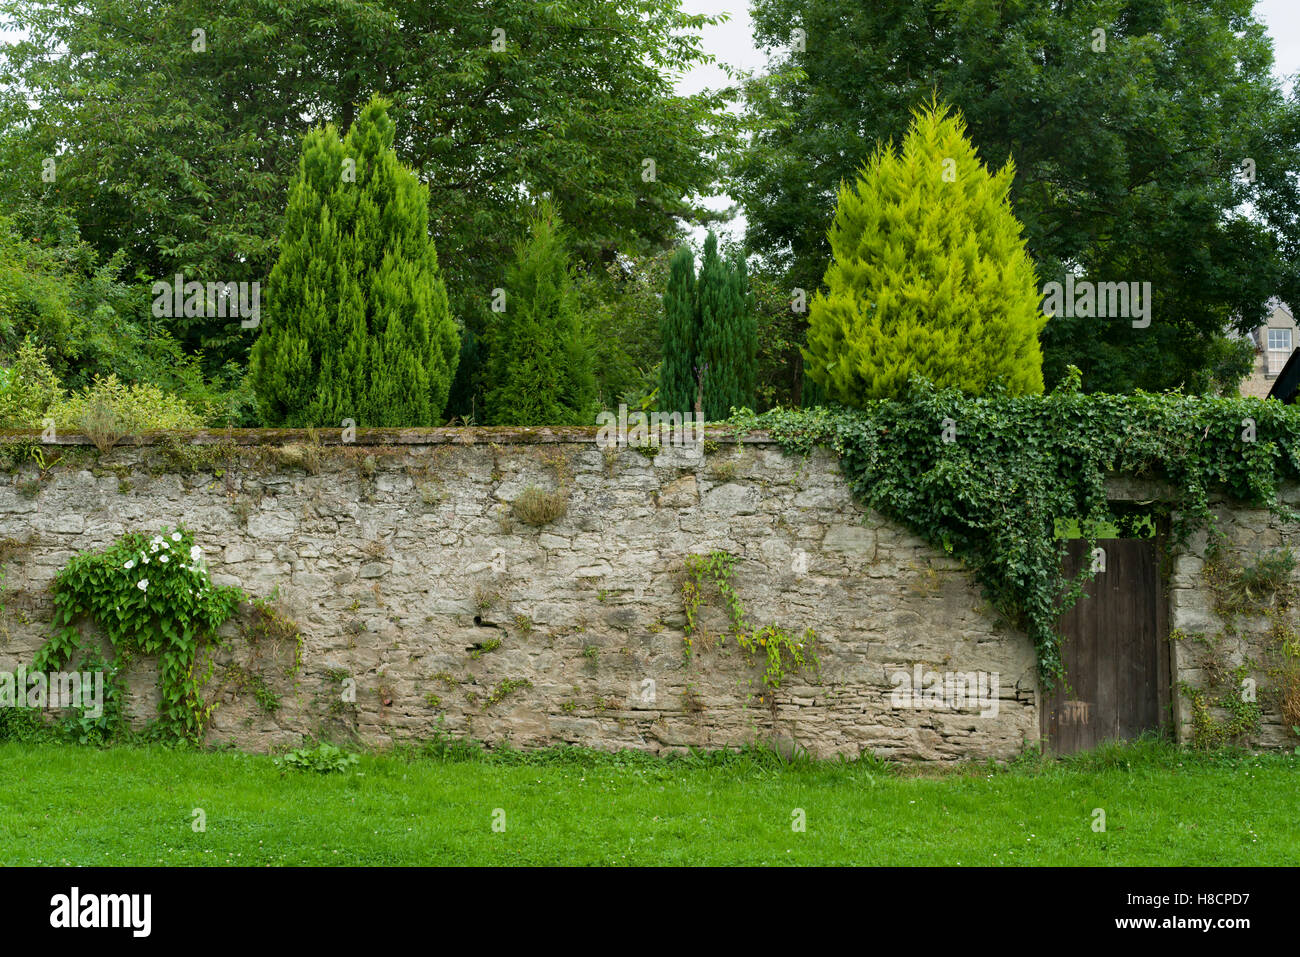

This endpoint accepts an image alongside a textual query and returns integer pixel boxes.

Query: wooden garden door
[1041,537,1170,754]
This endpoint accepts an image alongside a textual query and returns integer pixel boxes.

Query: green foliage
[0,337,204,434]
[697,233,756,420]
[469,637,502,660]
[682,550,817,689]
[804,102,1045,404]
[1180,664,1263,750]
[0,338,62,427]
[484,678,533,709]
[730,382,1300,680]
[658,233,756,420]
[250,96,459,428]
[33,527,245,742]
[0,211,252,427]
[734,0,1300,396]
[273,741,360,774]
[56,645,124,745]
[659,245,698,417]
[574,250,671,411]
[48,375,204,434]
[1,1,736,374]
[486,201,595,425]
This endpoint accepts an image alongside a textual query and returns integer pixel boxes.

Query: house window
[1267,328,1293,376]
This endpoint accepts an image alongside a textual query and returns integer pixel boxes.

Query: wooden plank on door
[1043,537,1165,754]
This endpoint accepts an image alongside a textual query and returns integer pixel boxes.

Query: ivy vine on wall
[682,550,817,689]
[730,372,1300,681]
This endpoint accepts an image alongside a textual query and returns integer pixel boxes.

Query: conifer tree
[696,232,757,420]
[730,252,758,410]
[658,246,697,417]
[803,101,1046,403]
[251,96,459,426]
[485,200,595,425]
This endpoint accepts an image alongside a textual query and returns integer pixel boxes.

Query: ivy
[730,374,1300,681]
[33,526,245,743]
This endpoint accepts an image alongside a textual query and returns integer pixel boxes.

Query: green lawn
[1,739,1295,865]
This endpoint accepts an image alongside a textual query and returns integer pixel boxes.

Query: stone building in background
[1239,299,1298,399]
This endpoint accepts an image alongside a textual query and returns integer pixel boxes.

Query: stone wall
[0,429,1041,761]
[1166,492,1300,749]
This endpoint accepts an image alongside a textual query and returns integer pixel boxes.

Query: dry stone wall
[0,428,1043,760]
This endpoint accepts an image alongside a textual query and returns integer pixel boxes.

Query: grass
[0,737,1296,866]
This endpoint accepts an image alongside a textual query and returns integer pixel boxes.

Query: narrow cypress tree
[803,100,1045,403]
[486,200,595,425]
[697,232,755,420]
[251,96,459,426]
[658,245,697,417]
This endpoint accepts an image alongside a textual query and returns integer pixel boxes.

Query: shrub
[803,100,1046,403]
[49,374,204,435]
[0,338,63,428]
[274,742,360,774]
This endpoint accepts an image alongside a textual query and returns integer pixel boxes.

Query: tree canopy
[0,0,739,372]
[732,0,1300,394]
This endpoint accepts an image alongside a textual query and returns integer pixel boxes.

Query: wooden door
[1041,537,1170,753]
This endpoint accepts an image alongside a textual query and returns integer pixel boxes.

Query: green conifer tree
[803,101,1046,403]
[658,245,697,417]
[729,252,758,410]
[485,200,595,425]
[697,232,756,420]
[251,96,459,426]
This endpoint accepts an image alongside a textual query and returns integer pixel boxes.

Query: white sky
[680,0,1300,245]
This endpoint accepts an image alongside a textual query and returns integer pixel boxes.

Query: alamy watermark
[1041,276,1152,328]
[151,274,260,328]
[1,666,104,719]
[890,664,1000,718]
[595,405,704,451]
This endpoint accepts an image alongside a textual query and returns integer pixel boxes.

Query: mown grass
[0,736,1295,865]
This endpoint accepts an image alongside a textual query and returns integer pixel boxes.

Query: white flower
[150,543,159,553]
[159,555,169,564]
[190,546,202,562]
[171,532,182,542]
[141,555,149,564]
[123,559,135,570]
[137,579,148,591]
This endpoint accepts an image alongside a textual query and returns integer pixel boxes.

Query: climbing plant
[730,373,1300,681]
[682,550,816,689]
[33,526,245,742]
